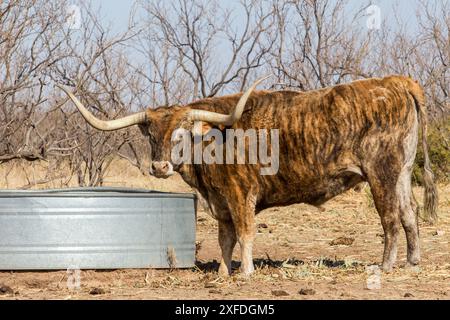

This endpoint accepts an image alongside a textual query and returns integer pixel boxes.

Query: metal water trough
[0,187,196,270]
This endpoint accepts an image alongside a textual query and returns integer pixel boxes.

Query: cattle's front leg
[230,190,258,276]
[218,220,237,277]
[235,220,256,276]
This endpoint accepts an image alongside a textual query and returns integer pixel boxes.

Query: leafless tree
[0,0,68,164]
[365,0,449,119]
[0,0,448,188]
[0,0,146,187]
[268,0,374,90]
[49,2,145,186]
[414,0,449,119]
[134,0,276,105]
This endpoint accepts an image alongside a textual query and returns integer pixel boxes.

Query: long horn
[188,75,271,126]
[56,84,147,131]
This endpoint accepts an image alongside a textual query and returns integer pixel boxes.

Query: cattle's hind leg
[367,171,402,272]
[218,220,237,277]
[399,114,421,267]
[398,170,420,267]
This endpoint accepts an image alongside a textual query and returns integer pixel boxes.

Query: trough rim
[0,187,196,199]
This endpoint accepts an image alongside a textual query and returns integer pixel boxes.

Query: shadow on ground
[194,256,362,273]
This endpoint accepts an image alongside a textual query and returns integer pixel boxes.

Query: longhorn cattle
[58,75,438,276]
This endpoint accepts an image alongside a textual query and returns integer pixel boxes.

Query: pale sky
[89,0,422,34]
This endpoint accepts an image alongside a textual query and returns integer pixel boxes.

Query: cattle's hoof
[381,264,394,273]
[404,263,421,273]
[239,266,255,278]
[218,264,232,278]
[236,272,253,280]
[218,268,231,278]
[406,255,420,267]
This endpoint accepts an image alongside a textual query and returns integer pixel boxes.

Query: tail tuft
[406,77,439,224]
[422,165,438,223]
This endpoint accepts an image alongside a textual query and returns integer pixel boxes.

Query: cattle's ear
[192,121,214,136]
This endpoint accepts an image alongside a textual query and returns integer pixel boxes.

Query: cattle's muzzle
[149,161,174,178]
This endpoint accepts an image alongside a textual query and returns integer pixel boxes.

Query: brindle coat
[66,75,437,275]
[140,75,438,275]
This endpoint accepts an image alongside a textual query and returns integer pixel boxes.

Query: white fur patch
[396,109,418,208]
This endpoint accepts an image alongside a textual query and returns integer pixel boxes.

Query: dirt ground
[0,160,449,300]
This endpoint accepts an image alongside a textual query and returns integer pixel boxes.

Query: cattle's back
[185,76,420,209]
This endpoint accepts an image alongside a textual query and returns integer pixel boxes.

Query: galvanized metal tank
[0,187,196,270]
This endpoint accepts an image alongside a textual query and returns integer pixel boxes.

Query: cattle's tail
[406,78,438,223]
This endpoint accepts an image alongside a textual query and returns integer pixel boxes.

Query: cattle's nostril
[151,163,157,171]
[162,163,168,170]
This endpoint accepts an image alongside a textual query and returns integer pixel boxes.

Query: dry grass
[0,159,189,192]
[0,160,449,300]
